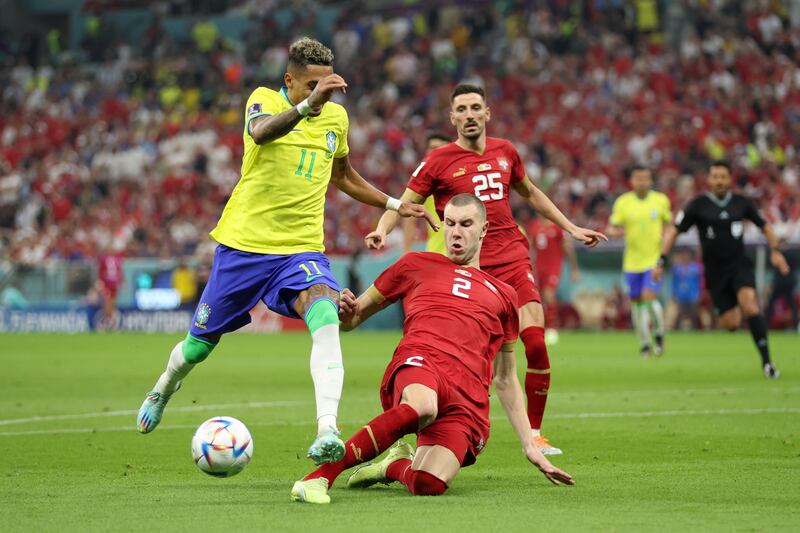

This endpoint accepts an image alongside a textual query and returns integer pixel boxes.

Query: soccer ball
[191,416,253,477]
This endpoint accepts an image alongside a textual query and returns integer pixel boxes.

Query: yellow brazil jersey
[609,190,671,273]
[423,196,445,254]
[209,86,349,254]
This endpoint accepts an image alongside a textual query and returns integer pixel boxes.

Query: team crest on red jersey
[497,158,509,171]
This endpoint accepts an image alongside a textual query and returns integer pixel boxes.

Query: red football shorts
[101,282,119,301]
[483,260,541,307]
[380,348,490,467]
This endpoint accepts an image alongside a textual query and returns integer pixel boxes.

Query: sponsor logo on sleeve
[247,103,262,116]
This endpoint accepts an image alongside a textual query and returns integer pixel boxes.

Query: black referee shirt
[675,192,765,266]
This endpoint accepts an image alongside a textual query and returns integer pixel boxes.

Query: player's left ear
[480,220,488,240]
[484,106,491,122]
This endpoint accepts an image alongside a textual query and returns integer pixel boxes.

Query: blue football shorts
[189,245,340,338]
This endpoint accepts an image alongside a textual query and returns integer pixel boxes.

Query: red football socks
[521,326,550,430]
[304,403,419,488]
[386,458,448,496]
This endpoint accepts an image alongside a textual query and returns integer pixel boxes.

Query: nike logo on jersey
[305,274,325,282]
[454,269,472,277]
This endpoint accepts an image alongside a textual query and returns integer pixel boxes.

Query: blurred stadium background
[0,0,798,333]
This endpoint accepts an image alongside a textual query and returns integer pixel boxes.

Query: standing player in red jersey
[291,194,574,504]
[97,248,124,329]
[366,84,606,455]
[527,216,581,342]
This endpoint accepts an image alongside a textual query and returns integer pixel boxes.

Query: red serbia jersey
[407,138,530,268]
[373,252,519,389]
[527,219,564,275]
[98,253,124,289]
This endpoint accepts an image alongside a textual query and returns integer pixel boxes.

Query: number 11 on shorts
[299,261,323,280]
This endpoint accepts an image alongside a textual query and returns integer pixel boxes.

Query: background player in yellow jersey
[607,165,672,357]
[403,132,450,254]
[136,38,435,465]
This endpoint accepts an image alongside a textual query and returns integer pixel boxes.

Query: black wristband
[657,255,668,268]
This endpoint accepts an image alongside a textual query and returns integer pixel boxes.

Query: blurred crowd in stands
[1,0,800,267]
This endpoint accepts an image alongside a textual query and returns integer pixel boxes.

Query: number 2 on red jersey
[452,277,471,299]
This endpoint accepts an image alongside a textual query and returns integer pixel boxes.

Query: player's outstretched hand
[338,288,357,321]
[771,249,790,275]
[653,265,664,282]
[524,443,575,486]
[570,226,608,248]
[364,229,387,250]
[398,202,440,231]
[306,74,348,113]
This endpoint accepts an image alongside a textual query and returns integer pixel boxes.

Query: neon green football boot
[346,441,415,489]
[291,477,331,504]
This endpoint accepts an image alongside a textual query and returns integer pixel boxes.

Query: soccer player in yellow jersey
[608,165,672,357]
[403,132,449,254]
[136,38,435,465]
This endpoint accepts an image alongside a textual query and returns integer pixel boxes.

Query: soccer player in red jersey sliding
[291,194,574,504]
[527,216,581,342]
[366,84,606,455]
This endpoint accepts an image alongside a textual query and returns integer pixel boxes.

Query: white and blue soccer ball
[191,416,253,478]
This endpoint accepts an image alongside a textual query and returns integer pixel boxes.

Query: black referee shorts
[703,256,756,315]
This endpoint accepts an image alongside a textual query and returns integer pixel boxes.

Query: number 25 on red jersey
[472,172,503,202]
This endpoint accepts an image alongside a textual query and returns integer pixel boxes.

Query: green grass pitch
[1,331,798,532]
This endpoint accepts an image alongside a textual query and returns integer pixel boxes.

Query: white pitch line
[549,386,800,398]
[0,406,798,437]
[0,400,310,426]
[545,406,800,419]
[2,386,798,427]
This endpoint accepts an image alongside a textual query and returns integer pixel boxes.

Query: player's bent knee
[304,297,339,334]
[183,334,217,364]
[409,470,448,496]
[407,400,437,429]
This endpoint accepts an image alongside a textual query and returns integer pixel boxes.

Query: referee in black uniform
[655,161,789,378]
